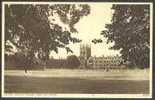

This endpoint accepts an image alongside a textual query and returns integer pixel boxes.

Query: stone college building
[79,44,125,69]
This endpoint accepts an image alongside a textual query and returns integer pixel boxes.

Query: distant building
[87,55,125,69]
[79,44,91,68]
[79,44,125,69]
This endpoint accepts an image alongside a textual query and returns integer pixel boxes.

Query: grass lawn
[5,75,149,94]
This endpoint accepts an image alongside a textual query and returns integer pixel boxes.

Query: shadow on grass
[5,76,149,94]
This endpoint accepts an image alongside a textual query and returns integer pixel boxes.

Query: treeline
[5,54,81,70]
[46,56,80,69]
[5,53,43,70]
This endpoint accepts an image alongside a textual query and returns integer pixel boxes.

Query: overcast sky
[50,3,121,59]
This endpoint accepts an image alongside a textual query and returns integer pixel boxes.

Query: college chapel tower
[79,44,91,68]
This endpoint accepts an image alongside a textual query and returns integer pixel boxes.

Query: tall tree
[95,5,150,68]
[5,4,90,64]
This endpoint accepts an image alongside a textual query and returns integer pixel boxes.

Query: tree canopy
[95,5,150,68]
[67,55,80,68]
[5,4,90,62]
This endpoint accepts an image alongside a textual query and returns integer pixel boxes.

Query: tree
[92,39,102,44]
[67,55,80,68]
[5,4,90,64]
[94,5,150,68]
[14,52,29,72]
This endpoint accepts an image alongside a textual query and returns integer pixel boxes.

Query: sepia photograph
[1,1,153,98]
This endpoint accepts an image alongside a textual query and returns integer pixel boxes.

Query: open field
[5,76,149,94]
[4,68,150,94]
